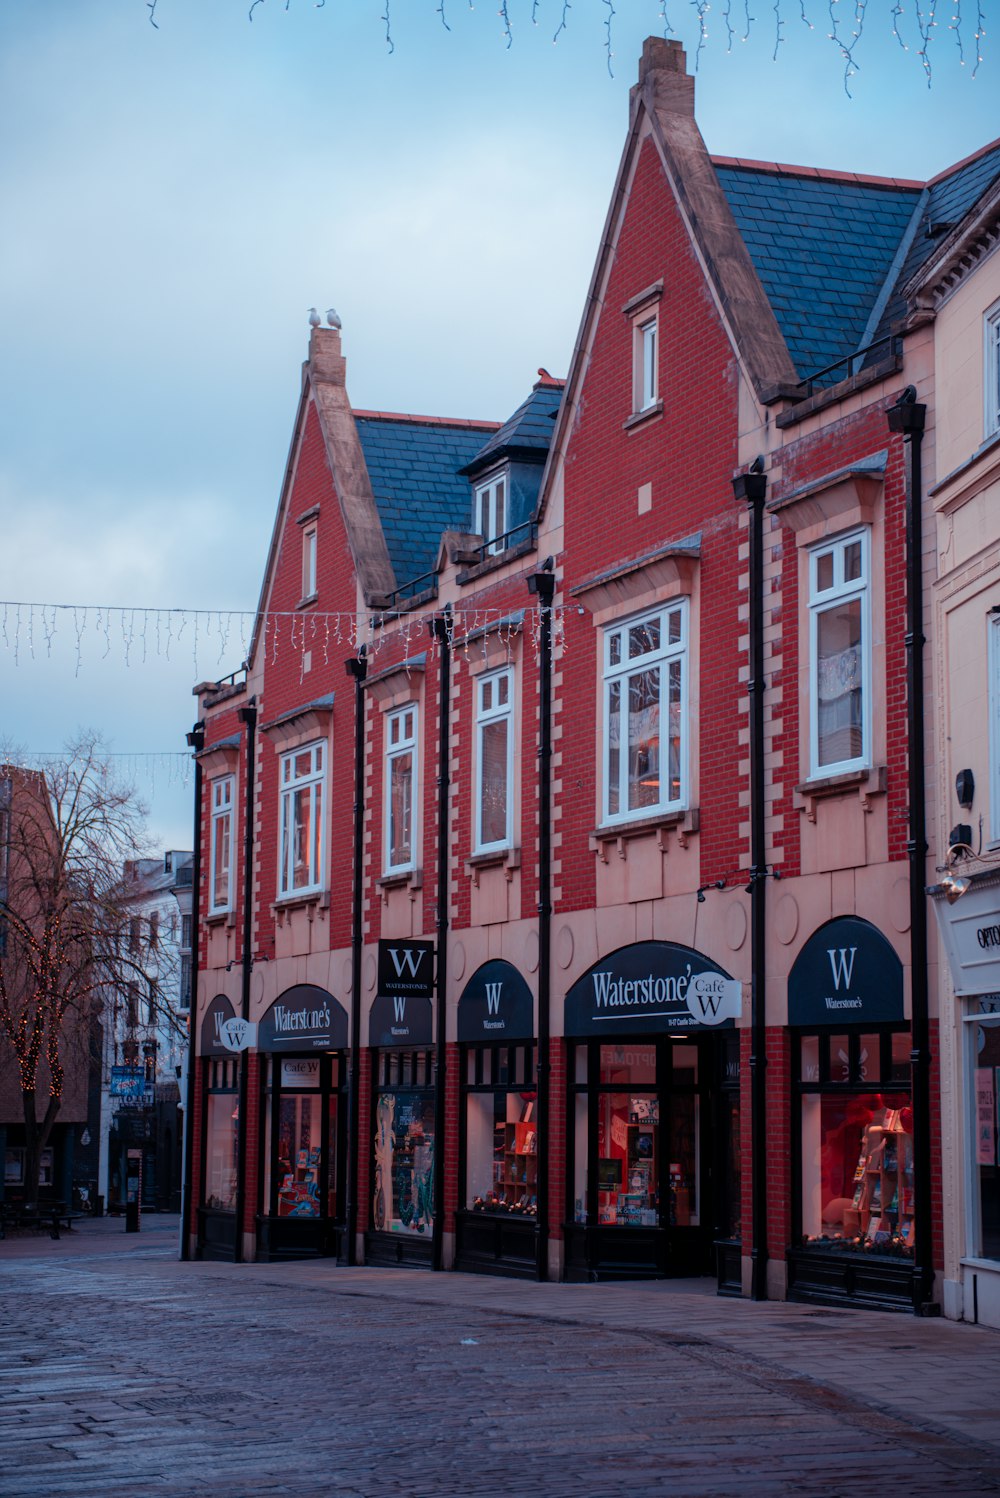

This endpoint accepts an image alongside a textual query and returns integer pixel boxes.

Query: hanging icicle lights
[141,2,986,81]
[0,599,567,677]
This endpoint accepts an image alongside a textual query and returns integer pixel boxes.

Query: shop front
[365,939,437,1268]
[562,941,741,1283]
[455,960,538,1279]
[932,870,1000,1327]
[198,994,240,1261]
[785,917,917,1311]
[255,985,349,1262]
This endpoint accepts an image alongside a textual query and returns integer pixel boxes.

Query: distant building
[101,850,192,1212]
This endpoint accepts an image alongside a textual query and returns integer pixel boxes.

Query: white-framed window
[602,602,687,824]
[302,522,318,600]
[808,528,870,777]
[475,473,507,556]
[385,705,417,873]
[989,613,1000,843]
[279,742,326,896]
[986,299,1000,440]
[209,776,235,913]
[636,316,658,412]
[475,667,514,852]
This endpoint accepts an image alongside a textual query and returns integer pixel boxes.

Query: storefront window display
[464,1044,537,1217]
[569,1042,701,1229]
[967,1011,1000,1261]
[796,1029,913,1258]
[263,1055,341,1220]
[204,1057,239,1211]
[372,1050,435,1235]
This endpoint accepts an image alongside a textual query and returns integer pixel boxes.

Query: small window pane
[844,540,863,582]
[609,633,622,667]
[600,1044,656,1086]
[667,609,682,645]
[816,551,834,591]
[801,1035,820,1084]
[829,1036,851,1083]
[629,618,660,659]
[890,1031,911,1084]
[859,1034,880,1086]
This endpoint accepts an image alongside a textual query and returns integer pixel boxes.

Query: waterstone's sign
[370,939,435,1046]
[564,942,740,1036]
[788,917,903,1026]
[458,960,534,1042]
[258,986,348,1052]
[200,994,237,1057]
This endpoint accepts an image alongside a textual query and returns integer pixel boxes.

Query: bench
[0,1203,85,1240]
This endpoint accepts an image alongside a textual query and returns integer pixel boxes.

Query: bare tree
[0,734,152,1206]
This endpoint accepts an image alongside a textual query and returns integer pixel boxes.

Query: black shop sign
[788,917,903,1027]
[564,942,740,1036]
[370,939,435,1047]
[258,986,349,1052]
[457,960,534,1042]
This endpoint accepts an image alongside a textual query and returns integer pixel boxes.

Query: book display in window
[817,1103,914,1255]
[473,1097,537,1216]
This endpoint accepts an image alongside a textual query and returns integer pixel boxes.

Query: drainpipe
[233,698,257,1265]
[429,607,452,1273]
[887,385,933,1313]
[344,649,367,1266]
[180,720,205,1261]
[528,560,555,1281]
[733,464,769,1301]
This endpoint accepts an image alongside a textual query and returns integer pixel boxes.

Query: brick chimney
[630,36,694,118]
[308,325,346,387]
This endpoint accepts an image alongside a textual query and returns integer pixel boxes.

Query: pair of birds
[309,307,341,329]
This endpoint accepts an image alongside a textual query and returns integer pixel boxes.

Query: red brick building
[185,39,1000,1310]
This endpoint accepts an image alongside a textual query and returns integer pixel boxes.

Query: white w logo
[392,995,407,1023]
[388,947,425,979]
[485,982,502,1015]
[827,947,857,990]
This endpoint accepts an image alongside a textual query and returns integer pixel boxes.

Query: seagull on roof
[308,307,321,328]
[326,308,341,330]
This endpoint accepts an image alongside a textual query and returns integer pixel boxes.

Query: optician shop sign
[931,875,1000,997]
[788,917,903,1026]
[458,960,534,1042]
[370,939,435,1046]
[564,942,741,1036]
[258,986,349,1052]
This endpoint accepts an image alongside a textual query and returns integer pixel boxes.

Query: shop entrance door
[567,1033,733,1280]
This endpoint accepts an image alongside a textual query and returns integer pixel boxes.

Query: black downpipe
[528,562,555,1281]
[734,467,768,1301]
[430,607,452,1273]
[344,649,368,1266]
[887,387,933,1312]
[233,699,257,1265]
[180,721,205,1261]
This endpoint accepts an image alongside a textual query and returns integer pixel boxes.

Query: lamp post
[179,720,204,1262]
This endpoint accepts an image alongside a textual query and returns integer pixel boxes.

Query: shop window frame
[460,1043,537,1216]
[260,1052,344,1224]
[201,1055,240,1214]
[962,1004,1000,1265]
[370,1048,437,1235]
[792,1024,913,1259]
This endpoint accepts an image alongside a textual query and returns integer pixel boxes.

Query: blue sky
[1,1,997,849]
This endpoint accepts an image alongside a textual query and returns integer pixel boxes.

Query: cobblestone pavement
[3,1217,1000,1497]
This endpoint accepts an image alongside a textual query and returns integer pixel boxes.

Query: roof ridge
[353,409,500,431]
[925,134,1000,188]
[711,153,923,191]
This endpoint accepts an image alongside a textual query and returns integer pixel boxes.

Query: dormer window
[475,472,507,556]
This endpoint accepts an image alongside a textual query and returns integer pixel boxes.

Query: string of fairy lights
[142,1,987,89]
[1,596,569,778]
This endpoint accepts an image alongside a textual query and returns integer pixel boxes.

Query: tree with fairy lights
[0,735,155,1207]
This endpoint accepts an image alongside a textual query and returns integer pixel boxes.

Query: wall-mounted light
[956,768,975,810]
[696,879,726,904]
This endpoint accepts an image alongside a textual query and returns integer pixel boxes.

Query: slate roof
[460,377,564,476]
[714,138,1000,385]
[715,166,921,380]
[354,415,498,589]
